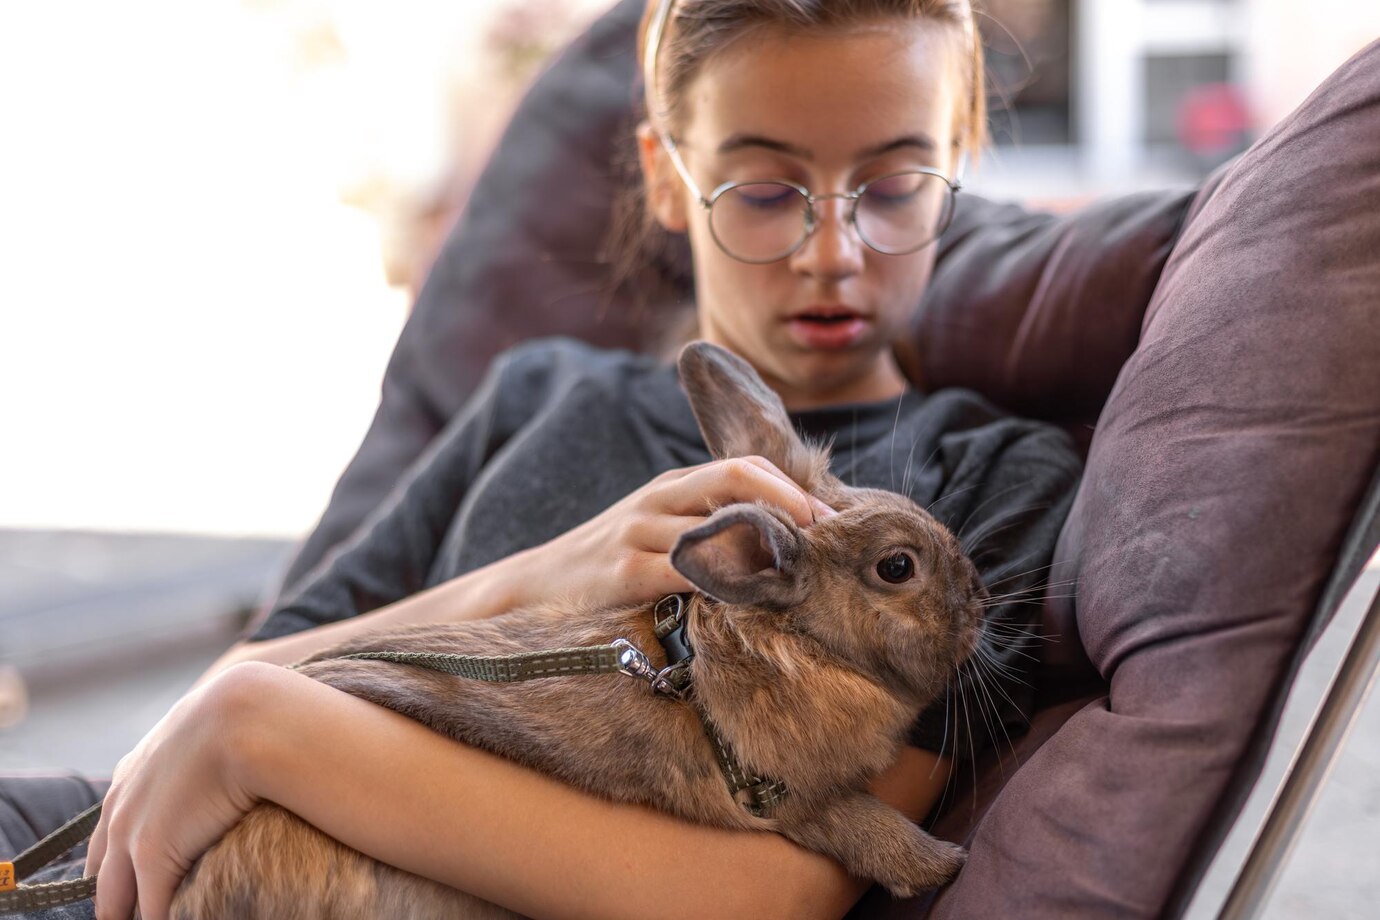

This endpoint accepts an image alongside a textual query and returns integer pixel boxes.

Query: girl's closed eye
[735,182,801,210]
[863,171,926,206]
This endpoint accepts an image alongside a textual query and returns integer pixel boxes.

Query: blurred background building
[0,1,1376,915]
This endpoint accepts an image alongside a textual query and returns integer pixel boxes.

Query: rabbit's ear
[670,504,806,609]
[677,341,833,492]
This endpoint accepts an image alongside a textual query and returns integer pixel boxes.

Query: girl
[77,2,1081,918]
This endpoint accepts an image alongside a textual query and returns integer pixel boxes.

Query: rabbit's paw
[782,792,968,899]
[876,837,967,898]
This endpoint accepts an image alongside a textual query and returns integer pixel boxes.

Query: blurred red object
[1177,82,1252,157]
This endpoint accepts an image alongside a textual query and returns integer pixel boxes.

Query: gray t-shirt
[249,337,1083,760]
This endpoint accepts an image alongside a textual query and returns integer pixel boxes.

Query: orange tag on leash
[0,861,15,891]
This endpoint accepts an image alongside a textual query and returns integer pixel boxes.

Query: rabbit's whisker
[978,635,1033,659]
[903,442,943,498]
[925,480,982,510]
[980,582,1079,603]
[953,481,1036,540]
[971,651,1026,722]
[888,391,905,492]
[960,503,1057,554]
[930,683,952,781]
[961,677,979,815]
[959,660,1013,778]
[972,639,1035,680]
[971,645,1037,695]
[983,561,1073,591]
[979,622,1050,639]
[978,591,1077,608]
[931,688,959,824]
[980,645,1038,671]
[960,501,1056,548]
[976,551,1050,590]
[962,660,1019,773]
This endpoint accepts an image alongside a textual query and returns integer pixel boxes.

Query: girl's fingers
[661,458,826,527]
[93,846,136,920]
[134,864,174,920]
[734,456,837,520]
[632,514,708,553]
[83,812,109,877]
[629,550,697,597]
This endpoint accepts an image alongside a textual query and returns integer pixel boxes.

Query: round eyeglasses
[689,168,961,264]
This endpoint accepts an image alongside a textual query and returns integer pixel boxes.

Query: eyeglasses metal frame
[693,167,963,264]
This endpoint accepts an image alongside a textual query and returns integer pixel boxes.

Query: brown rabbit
[168,341,988,919]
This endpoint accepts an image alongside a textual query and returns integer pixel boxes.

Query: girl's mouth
[786,310,870,350]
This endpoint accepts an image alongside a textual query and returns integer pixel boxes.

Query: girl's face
[639,19,961,410]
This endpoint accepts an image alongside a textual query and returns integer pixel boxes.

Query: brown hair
[603,0,988,333]
[639,0,986,154]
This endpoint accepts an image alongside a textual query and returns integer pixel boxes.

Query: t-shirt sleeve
[241,342,552,642]
[906,421,1083,763]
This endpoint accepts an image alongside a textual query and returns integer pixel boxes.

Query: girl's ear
[636,120,690,233]
[670,503,806,608]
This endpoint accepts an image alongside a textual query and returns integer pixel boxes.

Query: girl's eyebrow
[715,133,937,160]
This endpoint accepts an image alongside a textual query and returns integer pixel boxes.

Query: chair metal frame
[1212,465,1380,919]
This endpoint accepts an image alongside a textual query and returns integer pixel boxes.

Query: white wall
[0,1,411,537]
[1242,0,1380,130]
[0,0,609,538]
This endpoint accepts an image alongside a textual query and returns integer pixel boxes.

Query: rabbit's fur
[170,342,987,919]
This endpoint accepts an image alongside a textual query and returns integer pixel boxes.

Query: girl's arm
[194,545,533,685]
[200,456,835,687]
[237,661,950,920]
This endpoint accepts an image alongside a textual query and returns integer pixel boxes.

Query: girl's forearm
[229,663,899,920]
[194,546,539,687]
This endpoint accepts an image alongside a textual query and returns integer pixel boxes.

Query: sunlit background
[1,2,1377,916]
[1,0,610,537]
[3,0,1378,537]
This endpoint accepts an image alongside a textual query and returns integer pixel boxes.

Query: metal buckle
[612,638,685,699]
[654,593,685,626]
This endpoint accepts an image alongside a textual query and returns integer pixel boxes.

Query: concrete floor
[0,529,1376,917]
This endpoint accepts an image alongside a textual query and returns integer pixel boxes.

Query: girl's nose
[789,198,865,281]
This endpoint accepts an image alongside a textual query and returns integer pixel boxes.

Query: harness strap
[650,594,788,818]
[318,594,788,817]
[315,643,629,682]
[0,801,101,914]
[696,710,790,817]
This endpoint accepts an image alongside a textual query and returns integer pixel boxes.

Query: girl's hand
[512,455,836,611]
[83,663,265,920]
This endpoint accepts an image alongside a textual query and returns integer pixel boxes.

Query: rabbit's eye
[876,553,914,584]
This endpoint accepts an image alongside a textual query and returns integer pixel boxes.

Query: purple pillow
[902,188,1194,455]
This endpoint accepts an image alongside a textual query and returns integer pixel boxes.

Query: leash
[0,595,787,914]
[310,594,789,816]
[0,800,101,913]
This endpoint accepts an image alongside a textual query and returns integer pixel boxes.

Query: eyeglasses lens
[708,182,810,263]
[855,172,954,255]
[707,172,954,263]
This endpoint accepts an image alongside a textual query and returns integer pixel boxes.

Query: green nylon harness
[0,594,787,915]
[316,593,789,817]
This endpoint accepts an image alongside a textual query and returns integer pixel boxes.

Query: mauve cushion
[852,37,1380,920]
[899,188,1194,455]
